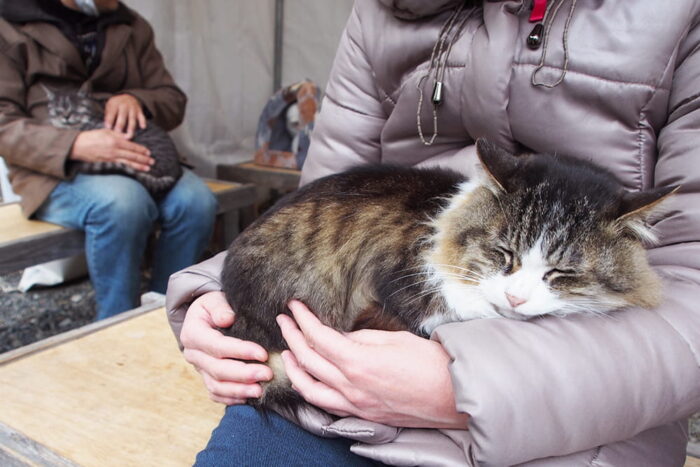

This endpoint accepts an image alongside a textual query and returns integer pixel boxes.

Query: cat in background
[221,139,675,418]
[44,86,183,198]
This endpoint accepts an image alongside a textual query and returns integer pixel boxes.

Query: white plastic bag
[18,254,88,292]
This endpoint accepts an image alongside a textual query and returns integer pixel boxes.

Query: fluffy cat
[221,139,674,417]
[44,87,183,198]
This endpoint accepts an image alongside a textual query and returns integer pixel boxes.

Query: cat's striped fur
[44,87,182,198]
[221,139,674,418]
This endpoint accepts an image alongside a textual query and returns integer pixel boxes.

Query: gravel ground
[0,270,96,353]
[0,270,698,445]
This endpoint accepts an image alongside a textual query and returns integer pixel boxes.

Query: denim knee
[88,182,158,238]
[160,170,217,229]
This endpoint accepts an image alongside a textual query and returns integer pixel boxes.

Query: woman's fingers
[281,350,354,417]
[184,348,272,383]
[286,300,354,366]
[200,370,263,401]
[277,312,350,388]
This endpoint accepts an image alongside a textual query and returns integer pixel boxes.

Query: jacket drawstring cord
[416,2,476,146]
[531,0,578,88]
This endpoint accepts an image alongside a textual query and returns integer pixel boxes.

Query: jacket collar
[378,0,527,20]
[6,1,133,80]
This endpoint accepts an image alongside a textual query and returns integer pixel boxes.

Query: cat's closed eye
[494,247,514,273]
[543,268,578,285]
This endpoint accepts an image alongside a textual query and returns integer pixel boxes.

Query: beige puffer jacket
[167,0,700,465]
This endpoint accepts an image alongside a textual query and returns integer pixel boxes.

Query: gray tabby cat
[44,87,182,198]
[221,139,674,418]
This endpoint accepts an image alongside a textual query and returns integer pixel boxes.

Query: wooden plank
[686,456,700,467]
[0,293,164,366]
[217,161,300,193]
[0,180,256,274]
[0,307,224,467]
[0,228,85,276]
[0,204,64,245]
[207,181,257,214]
[0,422,79,467]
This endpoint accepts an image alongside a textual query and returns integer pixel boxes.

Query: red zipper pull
[529,0,547,22]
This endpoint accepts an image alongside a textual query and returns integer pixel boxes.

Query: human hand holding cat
[180,292,274,405]
[104,94,147,139]
[277,300,469,429]
[70,129,154,172]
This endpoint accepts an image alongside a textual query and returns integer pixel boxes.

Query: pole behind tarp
[273,0,284,92]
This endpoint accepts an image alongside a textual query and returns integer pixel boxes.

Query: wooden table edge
[0,294,166,366]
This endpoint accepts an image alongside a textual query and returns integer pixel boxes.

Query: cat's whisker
[387,271,433,284]
[404,287,445,306]
[386,277,446,299]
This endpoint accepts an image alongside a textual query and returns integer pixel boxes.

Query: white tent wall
[124,0,354,177]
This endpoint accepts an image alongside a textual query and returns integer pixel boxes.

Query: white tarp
[125,0,354,176]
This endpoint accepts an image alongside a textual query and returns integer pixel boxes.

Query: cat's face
[427,140,673,322]
[44,87,100,128]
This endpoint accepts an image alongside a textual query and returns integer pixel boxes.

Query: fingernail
[256,369,271,381]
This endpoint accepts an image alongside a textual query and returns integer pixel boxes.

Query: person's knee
[90,182,158,234]
[163,173,218,227]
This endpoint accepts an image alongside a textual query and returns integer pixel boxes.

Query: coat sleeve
[431,22,700,467]
[299,2,385,186]
[121,13,187,132]
[0,35,78,178]
[165,251,226,349]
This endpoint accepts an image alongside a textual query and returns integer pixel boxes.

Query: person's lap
[35,170,216,318]
[196,405,383,467]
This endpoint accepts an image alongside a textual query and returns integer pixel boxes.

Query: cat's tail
[251,353,312,421]
[220,314,316,423]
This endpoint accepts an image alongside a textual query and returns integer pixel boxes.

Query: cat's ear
[614,185,678,242]
[41,84,55,100]
[475,138,522,192]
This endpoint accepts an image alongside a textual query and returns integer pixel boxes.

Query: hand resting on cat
[71,129,154,173]
[103,94,147,139]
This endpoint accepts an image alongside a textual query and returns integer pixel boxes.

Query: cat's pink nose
[505,293,527,308]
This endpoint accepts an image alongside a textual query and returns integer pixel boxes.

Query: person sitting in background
[0,0,217,319]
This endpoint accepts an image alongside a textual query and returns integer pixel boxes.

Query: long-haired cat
[221,139,674,418]
[44,87,183,198]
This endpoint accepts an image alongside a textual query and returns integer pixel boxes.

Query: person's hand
[103,93,147,138]
[70,129,154,172]
[277,300,469,429]
[180,291,274,405]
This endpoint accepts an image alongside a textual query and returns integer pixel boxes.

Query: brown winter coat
[0,4,186,216]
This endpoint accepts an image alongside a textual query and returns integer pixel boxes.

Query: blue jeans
[35,169,217,320]
[196,405,384,466]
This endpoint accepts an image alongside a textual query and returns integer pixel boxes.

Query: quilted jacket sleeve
[431,20,700,467]
[166,251,226,349]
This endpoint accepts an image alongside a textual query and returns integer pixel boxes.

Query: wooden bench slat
[0,204,65,245]
[0,178,256,275]
[0,307,223,467]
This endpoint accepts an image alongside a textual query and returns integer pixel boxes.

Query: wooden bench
[0,295,699,466]
[0,179,256,275]
[0,294,224,466]
[217,161,300,218]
